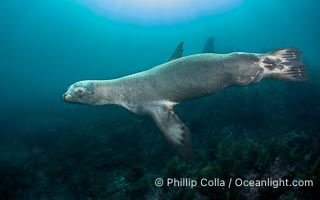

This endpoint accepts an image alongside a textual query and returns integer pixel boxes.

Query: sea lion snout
[62,81,99,105]
[63,93,72,102]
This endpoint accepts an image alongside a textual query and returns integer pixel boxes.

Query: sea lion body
[88,53,260,113]
[124,53,260,108]
[63,49,308,161]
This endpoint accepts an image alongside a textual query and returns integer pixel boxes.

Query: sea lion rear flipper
[202,36,215,53]
[168,42,184,61]
[260,48,309,82]
[148,105,194,162]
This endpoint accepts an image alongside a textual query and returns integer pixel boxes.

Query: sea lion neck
[92,79,125,106]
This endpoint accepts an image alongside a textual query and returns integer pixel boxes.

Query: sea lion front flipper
[168,42,184,61]
[148,105,194,162]
[202,36,215,53]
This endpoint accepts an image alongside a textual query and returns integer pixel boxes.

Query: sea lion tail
[260,48,309,82]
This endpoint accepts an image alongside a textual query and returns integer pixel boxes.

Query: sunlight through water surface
[77,0,243,24]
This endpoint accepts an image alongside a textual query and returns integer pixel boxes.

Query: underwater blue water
[0,0,319,199]
[1,0,319,114]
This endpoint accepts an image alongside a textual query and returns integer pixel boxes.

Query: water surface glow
[77,0,243,24]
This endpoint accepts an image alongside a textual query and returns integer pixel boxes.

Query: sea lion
[167,36,215,62]
[63,48,308,162]
[203,36,215,53]
[168,41,184,61]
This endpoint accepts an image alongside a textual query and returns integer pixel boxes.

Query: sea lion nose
[63,94,70,101]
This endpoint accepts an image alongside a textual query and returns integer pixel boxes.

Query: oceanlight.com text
[154,178,314,189]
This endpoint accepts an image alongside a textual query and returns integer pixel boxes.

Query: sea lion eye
[76,89,84,97]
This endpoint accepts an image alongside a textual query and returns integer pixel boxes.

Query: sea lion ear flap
[148,105,194,163]
[86,82,95,94]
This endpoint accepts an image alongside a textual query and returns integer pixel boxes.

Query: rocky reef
[0,68,319,199]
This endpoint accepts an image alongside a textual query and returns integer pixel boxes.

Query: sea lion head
[63,80,98,105]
